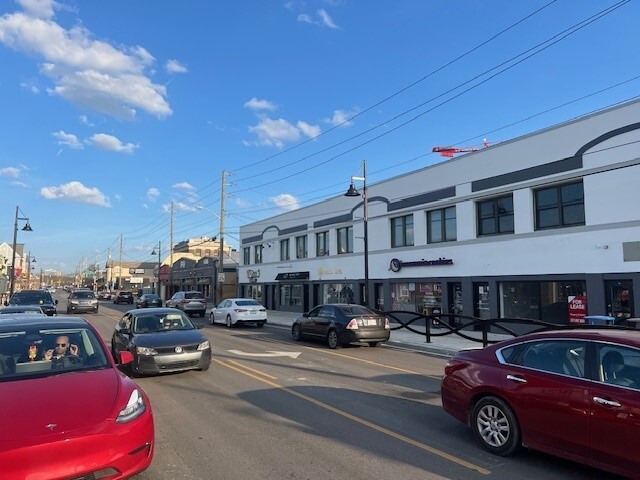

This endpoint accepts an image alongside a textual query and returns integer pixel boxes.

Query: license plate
[250,310,257,314]
[364,319,377,326]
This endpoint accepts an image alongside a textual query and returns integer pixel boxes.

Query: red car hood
[0,369,123,443]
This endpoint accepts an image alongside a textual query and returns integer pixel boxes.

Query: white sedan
[209,298,267,328]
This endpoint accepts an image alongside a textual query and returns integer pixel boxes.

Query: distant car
[0,305,45,315]
[97,291,112,300]
[6,289,58,316]
[440,328,640,479]
[111,307,211,376]
[136,293,163,309]
[291,304,390,349]
[0,314,154,478]
[165,291,207,317]
[113,290,134,305]
[67,290,99,314]
[209,298,267,328]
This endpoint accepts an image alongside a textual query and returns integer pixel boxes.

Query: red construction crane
[432,140,490,158]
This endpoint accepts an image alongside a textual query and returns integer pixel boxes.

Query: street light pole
[345,160,369,308]
[151,241,161,297]
[9,206,33,298]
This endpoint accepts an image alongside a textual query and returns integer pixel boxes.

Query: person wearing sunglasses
[43,335,79,361]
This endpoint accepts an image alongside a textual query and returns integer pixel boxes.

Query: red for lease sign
[568,295,588,323]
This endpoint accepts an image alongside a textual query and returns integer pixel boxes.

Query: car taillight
[346,319,358,330]
[180,299,189,304]
[444,358,468,376]
[234,308,248,313]
[384,318,390,330]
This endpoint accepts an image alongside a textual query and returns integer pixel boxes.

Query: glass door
[606,280,634,319]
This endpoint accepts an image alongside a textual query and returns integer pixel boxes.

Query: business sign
[568,295,587,324]
[275,272,309,281]
[389,257,453,273]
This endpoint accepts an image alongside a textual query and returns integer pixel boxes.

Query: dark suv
[6,289,58,316]
[113,291,134,305]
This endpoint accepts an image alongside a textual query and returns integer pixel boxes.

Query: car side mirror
[303,312,309,318]
[119,328,131,335]
[55,300,59,305]
[196,324,203,329]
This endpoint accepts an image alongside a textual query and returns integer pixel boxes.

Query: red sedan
[441,328,640,480]
[0,314,154,479]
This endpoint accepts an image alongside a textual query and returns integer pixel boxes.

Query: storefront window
[247,284,262,302]
[279,284,302,307]
[322,283,355,304]
[390,282,442,314]
[499,280,586,324]
[474,283,490,319]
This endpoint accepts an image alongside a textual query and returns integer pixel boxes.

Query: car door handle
[506,374,527,383]
[593,396,622,408]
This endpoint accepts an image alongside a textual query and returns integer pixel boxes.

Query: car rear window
[73,292,95,299]
[10,292,53,305]
[236,300,261,306]
[337,305,376,316]
[185,292,204,299]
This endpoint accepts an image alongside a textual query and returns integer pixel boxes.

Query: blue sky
[0,0,638,275]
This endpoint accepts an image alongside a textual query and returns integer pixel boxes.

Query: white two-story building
[238,99,640,325]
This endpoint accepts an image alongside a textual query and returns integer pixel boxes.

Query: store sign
[129,277,144,284]
[275,272,309,281]
[246,269,260,284]
[568,295,587,324]
[389,257,453,273]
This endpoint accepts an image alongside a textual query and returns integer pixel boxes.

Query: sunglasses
[56,343,67,347]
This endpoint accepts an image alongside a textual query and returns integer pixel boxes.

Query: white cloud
[0,7,172,119]
[270,193,300,211]
[297,120,321,139]
[244,97,277,111]
[89,133,138,153]
[297,13,312,24]
[165,59,187,74]
[18,0,57,19]
[146,187,160,201]
[0,167,21,177]
[79,114,95,126]
[317,9,338,29]
[172,182,195,192]
[20,81,39,94]
[326,108,359,127]
[248,116,320,148]
[40,180,110,207]
[162,200,199,213]
[11,180,29,188]
[52,130,83,149]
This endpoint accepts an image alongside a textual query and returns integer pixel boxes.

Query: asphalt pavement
[263,309,511,357]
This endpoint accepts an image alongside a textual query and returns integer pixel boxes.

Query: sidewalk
[264,309,510,357]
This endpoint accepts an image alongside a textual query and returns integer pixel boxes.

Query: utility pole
[218,171,227,303]
[118,235,123,290]
[169,201,174,297]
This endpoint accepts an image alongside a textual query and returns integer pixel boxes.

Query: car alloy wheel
[292,324,302,341]
[209,313,215,325]
[472,396,521,456]
[226,315,233,328]
[327,329,340,349]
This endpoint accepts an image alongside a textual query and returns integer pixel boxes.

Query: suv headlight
[197,340,210,351]
[136,346,157,356]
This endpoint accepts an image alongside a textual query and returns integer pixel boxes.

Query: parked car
[136,293,163,309]
[0,314,154,478]
[113,290,134,305]
[6,289,58,316]
[111,307,211,376]
[291,304,390,349]
[97,290,112,300]
[440,328,640,479]
[209,298,267,328]
[66,290,99,314]
[0,305,45,315]
[165,291,207,317]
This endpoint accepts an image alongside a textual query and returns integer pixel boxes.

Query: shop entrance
[605,280,634,319]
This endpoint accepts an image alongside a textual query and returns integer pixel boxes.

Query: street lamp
[151,242,161,296]
[9,206,33,298]
[344,159,369,308]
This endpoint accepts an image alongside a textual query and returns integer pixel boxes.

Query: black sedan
[136,294,163,309]
[111,308,211,376]
[291,303,390,349]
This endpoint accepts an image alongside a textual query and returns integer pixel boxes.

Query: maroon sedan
[441,328,640,480]
[0,314,154,479]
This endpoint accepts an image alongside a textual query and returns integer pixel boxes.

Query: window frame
[316,231,329,256]
[337,226,353,254]
[390,214,414,248]
[477,194,514,236]
[534,181,585,230]
[254,244,263,264]
[280,238,290,261]
[295,235,308,259]
[427,206,456,244]
[243,247,250,265]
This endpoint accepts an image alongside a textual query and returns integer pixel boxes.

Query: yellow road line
[227,359,278,379]
[215,358,490,476]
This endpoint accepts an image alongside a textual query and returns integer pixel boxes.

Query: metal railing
[384,310,638,348]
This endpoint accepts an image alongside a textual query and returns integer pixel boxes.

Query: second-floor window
[280,238,290,261]
[337,226,353,254]
[254,245,263,264]
[427,206,456,243]
[535,181,585,230]
[296,235,308,259]
[316,231,329,256]
[243,247,250,265]
[391,214,414,248]
[477,195,514,236]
